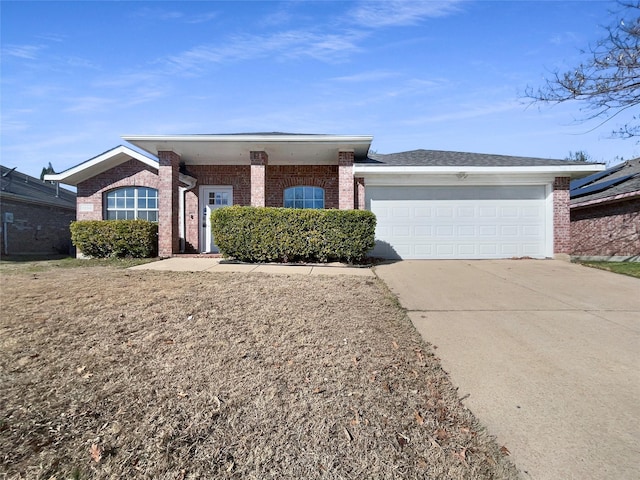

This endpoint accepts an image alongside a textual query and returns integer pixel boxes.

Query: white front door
[201,186,233,253]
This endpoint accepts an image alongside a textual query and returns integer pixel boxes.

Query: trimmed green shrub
[210,206,376,263]
[70,220,158,258]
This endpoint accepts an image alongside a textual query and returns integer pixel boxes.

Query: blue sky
[2,0,638,178]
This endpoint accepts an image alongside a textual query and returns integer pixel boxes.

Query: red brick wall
[76,160,159,221]
[571,197,640,256]
[553,177,571,255]
[250,151,268,207]
[355,177,365,210]
[0,198,75,255]
[265,165,339,208]
[338,151,355,210]
[158,151,180,257]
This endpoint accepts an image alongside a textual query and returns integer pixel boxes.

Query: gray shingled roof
[361,149,590,167]
[1,165,76,209]
[570,158,640,205]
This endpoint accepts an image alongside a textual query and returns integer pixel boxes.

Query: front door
[201,186,233,253]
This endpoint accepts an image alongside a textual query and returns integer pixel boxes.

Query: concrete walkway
[374,260,640,480]
[129,256,374,276]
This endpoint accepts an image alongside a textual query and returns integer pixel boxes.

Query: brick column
[355,177,365,210]
[250,151,268,207]
[158,151,180,257]
[338,150,355,210]
[553,177,571,257]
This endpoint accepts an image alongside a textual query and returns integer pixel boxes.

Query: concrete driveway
[374,260,640,480]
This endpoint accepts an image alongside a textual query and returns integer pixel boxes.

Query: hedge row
[70,220,158,258]
[210,206,376,263]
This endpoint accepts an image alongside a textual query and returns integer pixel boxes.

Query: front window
[105,187,158,221]
[284,186,324,209]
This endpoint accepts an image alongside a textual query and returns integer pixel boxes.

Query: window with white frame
[105,187,159,221]
[283,186,324,209]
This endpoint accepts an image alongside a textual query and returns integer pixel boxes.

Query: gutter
[353,164,606,177]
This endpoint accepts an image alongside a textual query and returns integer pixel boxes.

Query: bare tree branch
[525,1,640,138]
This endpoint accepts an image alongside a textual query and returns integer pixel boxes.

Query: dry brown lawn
[0,262,519,479]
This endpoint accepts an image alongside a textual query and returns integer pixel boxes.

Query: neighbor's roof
[570,158,640,207]
[355,149,604,177]
[1,165,76,209]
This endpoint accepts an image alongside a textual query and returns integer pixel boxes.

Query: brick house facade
[46,134,602,260]
[570,158,640,259]
[1,165,76,255]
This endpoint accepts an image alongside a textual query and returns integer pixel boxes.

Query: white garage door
[367,185,547,259]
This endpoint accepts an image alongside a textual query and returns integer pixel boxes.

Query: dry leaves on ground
[0,265,519,479]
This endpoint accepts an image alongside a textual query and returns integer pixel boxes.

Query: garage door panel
[414,225,432,236]
[367,186,547,259]
[392,225,410,236]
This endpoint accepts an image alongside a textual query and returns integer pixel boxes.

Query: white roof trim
[44,146,158,186]
[354,164,606,178]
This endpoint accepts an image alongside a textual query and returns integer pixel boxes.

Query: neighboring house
[1,165,76,256]
[45,133,602,260]
[570,158,640,260]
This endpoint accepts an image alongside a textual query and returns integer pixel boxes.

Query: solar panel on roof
[571,173,635,198]
[570,164,624,191]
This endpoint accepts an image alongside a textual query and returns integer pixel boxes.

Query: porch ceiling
[123,134,373,166]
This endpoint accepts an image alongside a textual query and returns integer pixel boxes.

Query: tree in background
[40,162,56,182]
[565,150,594,162]
[526,2,640,139]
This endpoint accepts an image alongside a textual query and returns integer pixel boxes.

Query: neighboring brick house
[570,158,640,260]
[46,133,601,259]
[1,165,76,256]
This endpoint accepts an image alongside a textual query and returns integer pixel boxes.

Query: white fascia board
[353,164,605,177]
[44,146,158,185]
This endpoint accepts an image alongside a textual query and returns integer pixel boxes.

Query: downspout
[178,174,197,253]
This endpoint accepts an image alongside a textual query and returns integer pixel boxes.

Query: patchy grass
[577,261,640,278]
[0,255,157,274]
[0,267,518,479]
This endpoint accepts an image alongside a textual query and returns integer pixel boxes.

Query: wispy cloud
[350,0,464,28]
[131,7,218,24]
[402,99,522,125]
[2,44,46,60]
[64,96,116,114]
[332,70,401,82]
[164,29,366,73]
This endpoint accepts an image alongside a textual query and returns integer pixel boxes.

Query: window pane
[304,186,313,199]
[294,188,304,200]
[284,188,295,201]
[314,188,324,200]
[105,187,159,222]
[314,199,324,209]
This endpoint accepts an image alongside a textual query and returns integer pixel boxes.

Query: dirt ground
[0,263,519,479]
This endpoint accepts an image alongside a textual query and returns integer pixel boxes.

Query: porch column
[355,177,365,210]
[553,176,571,258]
[250,151,268,207]
[158,150,181,257]
[338,150,355,210]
